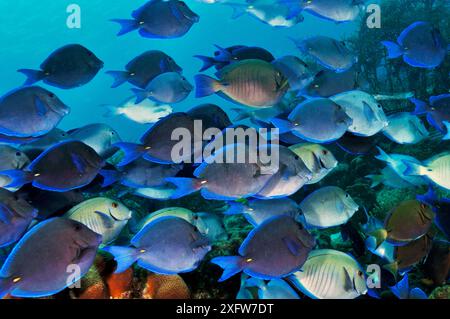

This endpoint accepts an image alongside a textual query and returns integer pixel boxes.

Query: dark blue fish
[410,94,450,134]
[17,44,103,89]
[211,215,315,281]
[417,186,450,240]
[390,274,427,299]
[0,86,69,138]
[381,21,447,68]
[0,217,101,298]
[1,140,104,192]
[111,0,199,39]
[106,50,182,89]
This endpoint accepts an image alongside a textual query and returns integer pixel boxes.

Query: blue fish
[410,94,450,135]
[390,274,427,299]
[417,186,450,240]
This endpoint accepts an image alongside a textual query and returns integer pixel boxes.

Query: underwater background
[0,0,448,299]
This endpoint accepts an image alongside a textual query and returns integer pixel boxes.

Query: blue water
[0,0,356,141]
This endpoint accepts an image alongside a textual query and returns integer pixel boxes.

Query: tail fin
[114,142,145,166]
[222,3,248,19]
[410,98,429,115]
[106,71,130,88]
[416,186,437,206]
[17,69,46,86]
[210,256,245,282]
[100,104,121,118]
[366,174,383,188]
[0,277,15,299]
[101,246,139,273]
[194,55,216,72]
[110,19,139,36]
[442,121,450,140]
[0,170,33,189]
[99,169,121,187]
[280,0,304,20]
[224,202,245,215]
[232,108,252,122]
[369,229,388,249]
[270,118,294,134]
[194,74,221,98]
[164,177,203,199]
[381,41,404,59]
[131,88,149,104]
[402,160,426,176]
[375,147,391,163]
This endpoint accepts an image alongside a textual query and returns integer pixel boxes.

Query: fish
[272,56,313,91]
[64,197,132,245]
[381,21,447,68]
[383,112,429,144]
[19,128,69,160]
[68,124,122,159]
[403,152,450,191]
[299,186,359,229]
[366,166,416,189]
[195,59,289,108]
[302,67,361,98]
[114,113,201,166]
[423,240,450,286]
[143,274,191,299]
[0,217,102,298]
[166,144,275,200]
[225,198,301,226]
[390,274,427,299]
[292,36,357,72]
[102,96,173,124]
[103,216,211,274]
[417,186,450,239]
[132,72,193,104]
[0,86,70,138]
[100,159,182,189]
[244,278,300,299]
[331,90,388,137]
[280,0,364,23]
[211,215,315,281]
[0,146,30,188]
[17,44,103,89]
[0,188,37,248]
[410,94,450,135]
[370,200,435,247]
[111,0,199,39]
[271,98,352,143]
[336,133,377,155]
[289,249,367,299]
[16,185,84,220]
[254,145,313,199]
[106,50,182,89]
[195,45,275,72]
[289,143,338,184]
[1,140,105,192]
[375,147,427,187]
[222,0,304,28]
[187,104,232,131]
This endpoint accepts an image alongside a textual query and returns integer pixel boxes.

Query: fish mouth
[187,13,200,23]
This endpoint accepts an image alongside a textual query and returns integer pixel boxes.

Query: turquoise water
[0,0,356,141]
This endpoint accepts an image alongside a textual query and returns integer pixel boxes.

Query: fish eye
[74,224,82,231]
[358,270,363,277]
[294,155,300,160]
[15,152,21,157]
[322,150,328,155]
[112,202,119,208]
[48,93,55,98]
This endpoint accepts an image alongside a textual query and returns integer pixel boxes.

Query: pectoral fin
[95,211,115,229]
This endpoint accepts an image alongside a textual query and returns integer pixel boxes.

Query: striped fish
[289,249,367,299]
[65,197,132,245]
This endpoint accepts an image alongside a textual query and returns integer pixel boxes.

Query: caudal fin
[17,69,46,86]
[100,104,121,118]
[366,175,383,188]
[402,160,426,176]
[99,169,121,187]
[101,246,139,273]
[270,118,294,134]
[223,201,245,215]
[131,88,149,104]
[232,108,251,122]
[381,41,403,59]
[106,71,130,88]
[410,98,429,115]
[164,177,203,199]
[416,186,437,206]
[0,170,33,189]
[194,74,221,98]
[222,3,248,19]
[210,256,245,282]
[374,146,391,163]
[114,142,145,166]
[194,55,216,72]
[442,121,450,140]
[110,19,139,36]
